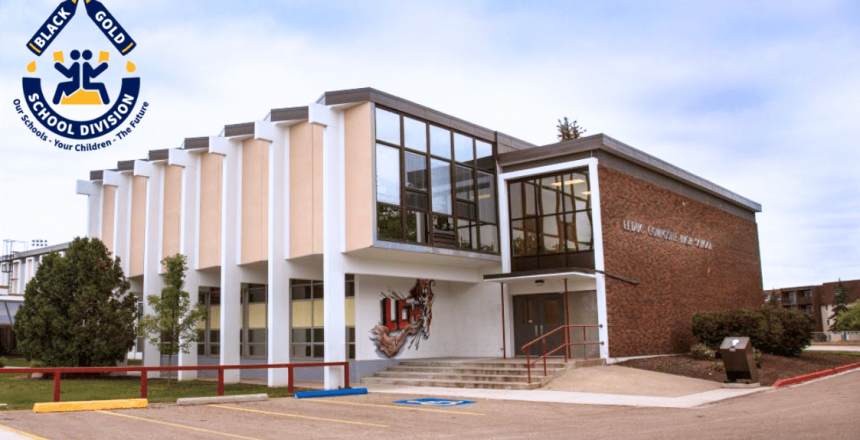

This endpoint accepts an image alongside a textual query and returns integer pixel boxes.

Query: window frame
[374,105,500,254]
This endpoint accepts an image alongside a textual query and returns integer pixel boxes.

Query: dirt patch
[618,352,859,386]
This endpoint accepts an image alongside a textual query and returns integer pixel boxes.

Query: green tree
[13,237,137,367]
[557,117,586,141]
[137,254,205,385]
[766,289,781,308]
[833,302,860,332]
[829,280,849,331]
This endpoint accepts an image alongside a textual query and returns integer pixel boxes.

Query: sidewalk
[805,345,860,352]
[361,364,773,409]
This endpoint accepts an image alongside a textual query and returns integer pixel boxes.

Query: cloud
[1,0,858,287]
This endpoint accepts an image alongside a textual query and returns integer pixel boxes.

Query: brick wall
[599,165,763,356]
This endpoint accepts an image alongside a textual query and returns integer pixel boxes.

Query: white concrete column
[212,136,243,384]
[588,160,610,360]
[104,170,131,275]
[310,103,347,389]
[261,121,291,387]
[169,148,201,381]
[136,160,164,376]
[75,180,102,238]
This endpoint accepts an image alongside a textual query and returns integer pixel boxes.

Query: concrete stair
[361,357,605,390]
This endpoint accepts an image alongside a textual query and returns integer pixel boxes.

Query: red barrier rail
[521,325,602,383]
[0,362,350,402]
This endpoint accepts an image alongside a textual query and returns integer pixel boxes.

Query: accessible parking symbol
[394,398,476,407]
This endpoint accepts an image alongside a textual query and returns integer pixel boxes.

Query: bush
[692,308,813,356]
[690,343,716,360]
[0,358,5,368]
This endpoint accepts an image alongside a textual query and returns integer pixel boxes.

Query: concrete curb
[176,394,268,406]
[772,362,860,388]
[33,398,148,413]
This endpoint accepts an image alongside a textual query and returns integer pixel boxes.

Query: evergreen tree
[829,280,849,332]
[13,237,137,367]
[137,254,206,385]
[557,117,586,141]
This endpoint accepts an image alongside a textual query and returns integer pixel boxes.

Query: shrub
[692,307,813,356]
[0,358,5,368]
[690,343,716,361]
[754,349,763,368]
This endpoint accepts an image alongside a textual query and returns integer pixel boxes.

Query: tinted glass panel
[404,152,427,190]
[475,140,493,171]
[512,219,538,256]
[457,219,478,250]
[477,171,496,223]
[509,182,523,220]
[480,225,498,253]
[430,159,452,214]
[249,345,266,356]
[540,176,562,215]
[455,165,474,201]
[312,283,324,299]
[454,133,474,163]
[405,192,428,210]
[406,211,430,244]
[378,204,403,239]
[403,117,427,152]
[429,126,451,159]
[524,182,536,216]
[291,285,311,300]
[457,201,476,220]
[376,144,400,205]
[248,329,267,343]
[375,108,401,145]
[292,328,311,343]
[542,215,563,254]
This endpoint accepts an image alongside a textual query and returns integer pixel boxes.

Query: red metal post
[217,368,224,396]
[140,371,148,399]
[344,362,350,389]
[542,339,547,376]
[53,371,61,402]
[564,325,570,362]
[526,352,531,383]
[288,366,294,394]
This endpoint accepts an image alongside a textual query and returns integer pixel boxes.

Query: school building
[74,88,764,389]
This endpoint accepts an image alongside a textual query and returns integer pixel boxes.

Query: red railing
[521,325,602,383]
[0,362,350,402]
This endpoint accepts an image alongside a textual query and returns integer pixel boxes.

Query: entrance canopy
[483,267,597,292]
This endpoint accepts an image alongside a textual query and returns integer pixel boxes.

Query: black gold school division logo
[19,0,143,143]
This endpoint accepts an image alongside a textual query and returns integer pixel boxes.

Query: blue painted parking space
[393,398,476,407]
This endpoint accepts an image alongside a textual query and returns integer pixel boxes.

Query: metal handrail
[0,361,350,403]
[520,324,603,383]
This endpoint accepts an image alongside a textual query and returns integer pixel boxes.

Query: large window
[375,107,499,253]
[197,287,221,357]
[290,275,356,360]
[509,169,594,271]
[241,285,267,357]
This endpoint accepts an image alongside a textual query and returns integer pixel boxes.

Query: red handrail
[520,325,602,383]
[0,361,350,403]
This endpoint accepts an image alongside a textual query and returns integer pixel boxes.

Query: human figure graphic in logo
[51,49,110,105]
[52,49,81,104]
[81,50,110,104]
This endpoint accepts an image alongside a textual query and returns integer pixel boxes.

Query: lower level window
[290,276,356,360]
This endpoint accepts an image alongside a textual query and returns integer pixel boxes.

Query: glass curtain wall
[375,106,499,253]
[509,169,594,271]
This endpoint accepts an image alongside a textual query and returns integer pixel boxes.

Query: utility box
[720,336,759,384]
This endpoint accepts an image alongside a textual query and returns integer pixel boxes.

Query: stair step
[361,377,543,390]
[397,360,569,369]
[387,366,566,376]
[373,371,551,383]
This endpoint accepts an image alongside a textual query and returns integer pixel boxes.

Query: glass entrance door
[513,294,565,357]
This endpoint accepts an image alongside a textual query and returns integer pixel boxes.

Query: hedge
[691,307,814,356]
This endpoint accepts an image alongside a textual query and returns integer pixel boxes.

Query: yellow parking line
[98,411,260,440]
[0,423,51,440]
[306,398,485,416]
[209,404,388,429]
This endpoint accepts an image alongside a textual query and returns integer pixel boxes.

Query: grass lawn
[0,363,294,410]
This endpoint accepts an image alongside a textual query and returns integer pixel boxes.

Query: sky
[0,0,858,289]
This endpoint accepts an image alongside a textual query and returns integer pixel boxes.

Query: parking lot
[1,370,858,440]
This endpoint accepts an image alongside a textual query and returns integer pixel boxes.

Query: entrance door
[513,294,565,357]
